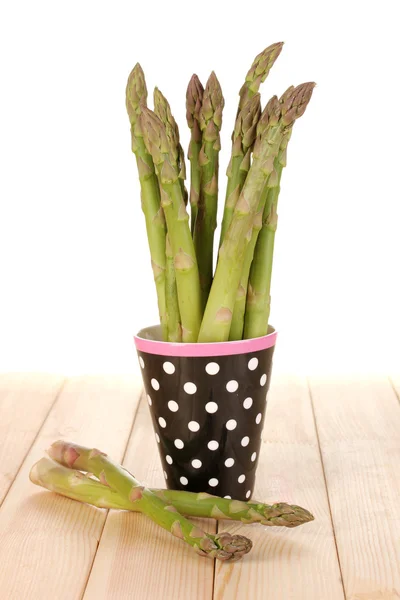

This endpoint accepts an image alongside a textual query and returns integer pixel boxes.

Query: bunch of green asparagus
[30,441,314,562]
[127,43,315,343]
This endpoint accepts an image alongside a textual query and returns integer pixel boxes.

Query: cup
[134,325,277,501]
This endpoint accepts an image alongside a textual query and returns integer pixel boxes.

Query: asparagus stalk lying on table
[219,42,283,247]
[34,441,252,561]
[186,75,204,234]
[198,82,315,342]
[140,107,202,342]
[193,72,225,310]
[126,64,168,340]
[30,453,314,528]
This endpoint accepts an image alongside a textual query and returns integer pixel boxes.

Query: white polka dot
[180,476,188,485]
[226,419,237,431]
[208,440,219,451]
[226,380,239,393]
[166,455,173,465]
[155,433,160,443]
[248,357,258,370]
[243,397,253,409]
[188,420,200,432]
[184,382,197,394]
[246,490,251,499]
[164,470,168,479]
[256,412,262,424]
[205,401,218,414]
[151,378,160,390]
[163,361,175,374]
[225,458,235,467]
[260,374,267,386]
[238,474,246,483]
[241,436,250,447]
[168,400,179,412]
[139,356,145,369]
[158,417,166,428]
[192,459,202,469]
[205,362,220,375]
[251,452,257,462]
[224,495,231,499]
[147,394,152,406]
[209,478,219,487]
[174,439,184,449]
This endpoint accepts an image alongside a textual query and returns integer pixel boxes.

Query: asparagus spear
[30,456,314,528]
[186,75,204,233]
[154,87,188,206]
[219,42,283,249]
[140,107,202,342]
[153,89,186,342]
[197,94,281,342]
[126,64,167,340]
[238,42,284,112]
[228,209,263,340]
[244,84,315,339]
[219,94,261,248]
[198,83,315,342]
[165,234,182,342]
[40,442,252,561]
[229,98,292,340]
[193,72,225,309]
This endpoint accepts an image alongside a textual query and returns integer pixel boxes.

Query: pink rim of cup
[134,326,277,357]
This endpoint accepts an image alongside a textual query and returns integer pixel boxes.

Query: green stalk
[198,83,315,343]
[219,94,261,247]
[229,132,287,341]
[140,107,202,342]
[238,42,284,112]
[154,87,188,207]
[186,75,204,233]
[198,98,282,342]
[126,64,167,340]
[41,442,252,561]
[219,42,283,248]
[165,234,182,342]
[228,210,262,340]
[155,489,314,527]
[244,87,305,339]
[30,456,314,528]
[193,72,224,310]
[244,170,281,339]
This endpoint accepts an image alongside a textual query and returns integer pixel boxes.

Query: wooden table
[0,373,399,599]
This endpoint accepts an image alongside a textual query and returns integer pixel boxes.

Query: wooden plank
[0,373,65,505]
[390,375,400,404]
[83,397,215,600]
[309,376,400,600]
[0,375,142,600]
[213,375,344,600]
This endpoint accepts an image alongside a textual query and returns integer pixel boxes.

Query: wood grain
[309,376,400,600]
[0,373,65,505]
[84,397,215,600]
[213,375,345,600]
[0,375,141,600]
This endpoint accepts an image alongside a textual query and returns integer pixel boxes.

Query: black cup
[134,325,276,501]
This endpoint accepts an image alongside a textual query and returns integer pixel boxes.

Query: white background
[0,0,399,375]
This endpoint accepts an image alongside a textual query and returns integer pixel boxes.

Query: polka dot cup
[134,325,277,501]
